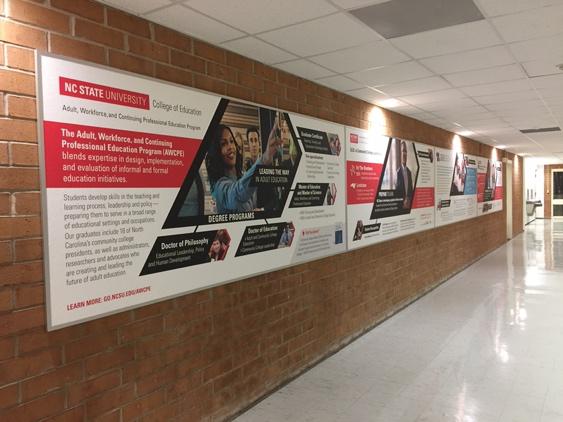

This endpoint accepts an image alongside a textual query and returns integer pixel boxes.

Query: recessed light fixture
[496,144,507,149]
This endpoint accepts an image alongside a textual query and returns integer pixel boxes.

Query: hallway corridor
[236,220,563,422]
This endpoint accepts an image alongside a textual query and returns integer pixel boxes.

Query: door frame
[506,159,512,239]
[551,169,563,218]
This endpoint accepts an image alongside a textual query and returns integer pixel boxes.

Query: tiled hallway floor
[235,220,563,422]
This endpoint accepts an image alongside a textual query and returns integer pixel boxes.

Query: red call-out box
[43,121,200,188]
[347,161,381,205]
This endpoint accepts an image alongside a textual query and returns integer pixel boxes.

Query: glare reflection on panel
[452,134,462,153]
[368,106,386,136]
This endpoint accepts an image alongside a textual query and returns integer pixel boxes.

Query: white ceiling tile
[449,113,497,123]
[547,105,563,114]
[330,0,391,9]
[309,42,409,73]
[522,61,562,77]
[275,60,335,80]
[491,4,563,43]
[419,46,514,75]
[346,87,389,103]
[527,132,563,151]
[461,79,532,96]
[458,116,507,125]
[502,117,557,128]
[508,34,563,62]
[543,97,563,106]
[531,74,563,90]
[433,105,490,118]
[258,13,382,57]
[536,88,563,99]
[526,133,563,143]
[390,104,425,115]
[421,97,478,111]
[472,90,540,105]
[466,121,511,131]
[421,118,449,127]
[186,0,337,34]
[348,61,433,86]
[407,111,438,120]
[101,0,170,15]
[376,77,451,97]
[400,88,466,105]
[489,102,548,114]
[486,127,523,135]
[444,64,525,87]
[317,75,364,91]
[221,37,297,64]
[145,4,244,43]
[476,0,563,17]
[390,20,502,59]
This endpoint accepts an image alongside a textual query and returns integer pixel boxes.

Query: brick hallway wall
[0,1,523,420]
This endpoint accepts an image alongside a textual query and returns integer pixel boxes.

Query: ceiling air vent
[349,0,484,39]
[520,127,561,134]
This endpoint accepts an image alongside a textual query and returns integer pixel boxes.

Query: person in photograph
[273,113,295,168]
[490,162,497,191]
[451,153,466,195]
[244,126,261,171]
[326,183,337,205]
[485,160,492,190]
[208,230,229,261]
[259,112,295,212]
[279,224,293,248]
[395,140,413,209]
[206,123,281,214]
[353,220,364,241]
[329,134,341,156]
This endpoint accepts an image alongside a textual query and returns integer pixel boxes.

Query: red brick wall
[0,1,523,420]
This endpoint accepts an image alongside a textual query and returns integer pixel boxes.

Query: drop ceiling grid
[96,0,563,159]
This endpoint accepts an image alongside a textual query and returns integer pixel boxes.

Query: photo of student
[256,110,299,212]
[205,121,283,214]
[244,126,261,171]
[486,161,497,191]
[205,124,256,213]
[278,222,295,248]
[353,220,364,241]
[172,100,301,227]
[450,153,466,196]
[329,134,341,156]
[208,229,230,261]
[272,112,296,168]
[396,140,413,209]
[326,183,337,205]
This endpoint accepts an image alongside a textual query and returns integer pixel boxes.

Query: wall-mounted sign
[37,54,507,330]
[38,54,345,330]
[477,157,503,215]
[434,148,478,226]
[345,127,435,248]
